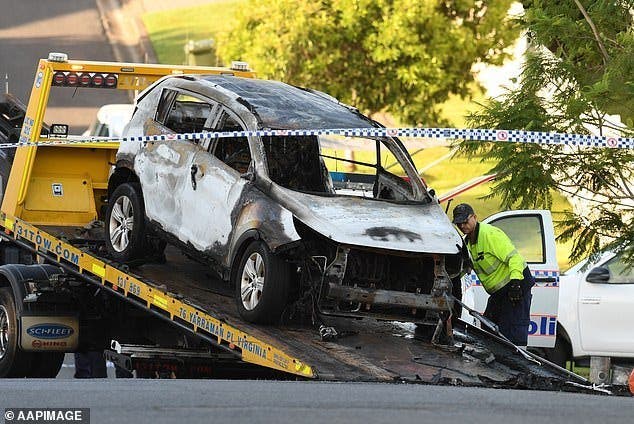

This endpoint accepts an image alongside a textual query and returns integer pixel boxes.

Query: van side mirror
[586,266,610,284]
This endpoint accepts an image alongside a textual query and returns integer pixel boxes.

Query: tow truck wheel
[235,241,291,324]
[105,183,146,262]
[0,287,30,377]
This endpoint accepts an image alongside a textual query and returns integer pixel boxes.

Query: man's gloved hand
[507,279,523,305]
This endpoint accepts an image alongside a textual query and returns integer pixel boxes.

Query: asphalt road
[0,0,129,132]
[1,379,632,424]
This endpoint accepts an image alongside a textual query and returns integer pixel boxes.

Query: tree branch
[573,0,610,65]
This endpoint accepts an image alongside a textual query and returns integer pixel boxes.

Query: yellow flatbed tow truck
[0,54,617,392]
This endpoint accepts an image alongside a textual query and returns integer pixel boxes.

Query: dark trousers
[484,267,535,345]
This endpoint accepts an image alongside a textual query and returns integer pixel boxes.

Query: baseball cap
[452,203,475,224]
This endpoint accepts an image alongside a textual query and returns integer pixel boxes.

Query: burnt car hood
[278,189,462,254]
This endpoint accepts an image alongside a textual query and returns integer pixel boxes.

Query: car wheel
[0,288,31,377]
[105,183,146,262]
[545,335,571,368]
[235,241,291,324]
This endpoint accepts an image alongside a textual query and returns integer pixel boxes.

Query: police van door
[460,210,559,348]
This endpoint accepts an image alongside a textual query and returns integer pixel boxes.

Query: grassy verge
[142,1,241,65]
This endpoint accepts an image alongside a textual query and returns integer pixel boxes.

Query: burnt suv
[106,74,465,325]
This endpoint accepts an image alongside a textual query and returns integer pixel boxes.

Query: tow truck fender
[0,263,63,314]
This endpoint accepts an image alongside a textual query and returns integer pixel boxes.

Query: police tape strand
[3,127,634,149]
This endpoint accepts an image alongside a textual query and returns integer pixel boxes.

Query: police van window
[490,215,545,263]
[211,112,251,174]
[163,93,214,134]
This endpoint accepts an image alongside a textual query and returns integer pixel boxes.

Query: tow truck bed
[1,213,591,390]
[135,247,555,384]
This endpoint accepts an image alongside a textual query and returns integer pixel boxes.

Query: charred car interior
[108,74,466,331]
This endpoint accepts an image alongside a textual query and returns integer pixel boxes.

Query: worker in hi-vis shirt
[452,203,535,347]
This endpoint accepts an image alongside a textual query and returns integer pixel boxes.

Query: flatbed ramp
[3,212,592,390]
[136,250,562,386]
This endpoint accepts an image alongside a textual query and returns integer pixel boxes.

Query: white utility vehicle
[551,250,634,383]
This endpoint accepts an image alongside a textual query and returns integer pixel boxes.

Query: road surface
[0,0,129,132]
[1,379,632,424]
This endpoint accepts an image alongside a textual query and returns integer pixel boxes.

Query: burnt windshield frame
[262,134,430,203]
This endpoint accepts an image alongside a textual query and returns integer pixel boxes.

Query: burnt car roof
[200,75,375,130]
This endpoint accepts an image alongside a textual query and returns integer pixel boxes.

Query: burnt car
[106,74,465,325]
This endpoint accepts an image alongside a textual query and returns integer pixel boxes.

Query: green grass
[142,3,575,268]
[142,1,241,65]
[438,84,486,128]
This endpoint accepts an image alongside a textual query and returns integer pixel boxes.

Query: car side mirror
[586,266,610,284]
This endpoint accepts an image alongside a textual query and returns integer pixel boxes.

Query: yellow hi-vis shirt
[467,222,527,294]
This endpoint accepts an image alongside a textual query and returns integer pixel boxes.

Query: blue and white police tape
[4,127,634,149]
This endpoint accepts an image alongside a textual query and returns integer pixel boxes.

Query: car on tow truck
[108,75,466,325]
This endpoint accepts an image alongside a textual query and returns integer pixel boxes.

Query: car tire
[105,183,146,262]
[0,287,31,377]
[234,241,291,324]
[545,335,570,368]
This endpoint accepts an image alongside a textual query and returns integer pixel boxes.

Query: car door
[578,251,634,354]
[184,107,251,261]
[461,210,559,348]
[137,89,216,240]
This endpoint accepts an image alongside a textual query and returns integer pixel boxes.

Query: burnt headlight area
[342,249,435,294]
[290,218,453,320]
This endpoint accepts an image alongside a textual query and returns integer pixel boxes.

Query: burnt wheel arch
[229,230,263,285]
[108,166,139,199]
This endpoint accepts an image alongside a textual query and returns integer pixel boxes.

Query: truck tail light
[91,74,104,87]
[79,73,92,87]
[50,72,119,88]
[104,74,118,88]
[65,73,79,86]
[52,72,66,86]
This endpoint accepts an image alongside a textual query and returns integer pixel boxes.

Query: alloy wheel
[109,195,134,252]
[240,252,265,310]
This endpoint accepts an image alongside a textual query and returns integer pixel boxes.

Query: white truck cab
[461,210,559,349]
